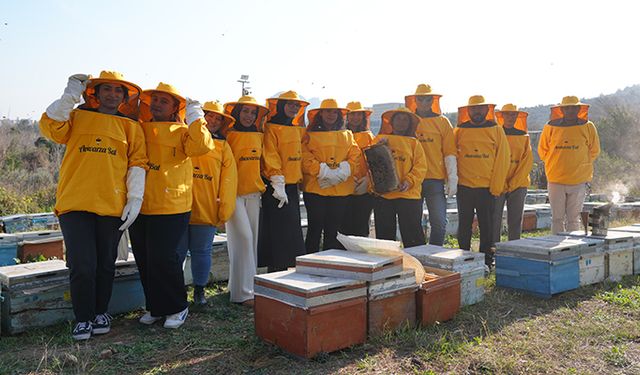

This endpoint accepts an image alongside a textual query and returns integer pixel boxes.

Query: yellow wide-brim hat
[550,96,589,122]
[405,84,443,115]
[307,98,349,126]
[457,95,496,125]
[202,101,235,129]
[379,106,420,136]
[266,90,309,126]
[139,82,186,122]
[496,103,529,132]
[223,95,270,132]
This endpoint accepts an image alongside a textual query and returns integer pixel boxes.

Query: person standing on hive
[39,71,147,340]
[455,95,510,267]
[178,101,237,305]
[131,82,214,329]
[405,84,457,246]
[538,96,600,234]
[259,91,309,272]
[492,104,533,243]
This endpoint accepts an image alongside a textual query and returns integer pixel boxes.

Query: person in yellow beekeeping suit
[538,96,600,234]
[455,95,510,267]
[372,107,428,248]
[492,104,533,243]
[259,91,309,272]
[405,84,457,246]
[177,101,237,305]
[40,71,147,341]
[223,96,270,305]
[340,101,375,237]
[302,99,362,253]
[131,82,215,329]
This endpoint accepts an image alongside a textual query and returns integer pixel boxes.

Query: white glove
[119,166,146,231]
[270,175,288,208]
[46,74,90,121]
[318,164,343,189]
[444,155,458,198]
[354,176,369,195]
[335,161,351,183]
[185,97,205,125]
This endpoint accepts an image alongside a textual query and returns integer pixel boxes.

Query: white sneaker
[164,307,188,329]
[139,311,162,325]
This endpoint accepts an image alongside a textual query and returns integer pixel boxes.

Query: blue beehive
[108,253,145,314]
[495,236,583,298]
[0,234,18,266]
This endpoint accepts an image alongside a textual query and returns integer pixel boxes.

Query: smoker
[581,203,613,237]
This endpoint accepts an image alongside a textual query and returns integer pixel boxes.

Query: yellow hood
[223,96,269,133]
[405,84,443,115]
[346,101,372,132]
[266,90,309,127]
[379,107,420,137]
[457,95,497,126]
[307,98,349,132]
[496,103,528,133]
[203,101,235,130]
[80,70,142,119]
[139,82,186,123]
[549,96,589,124]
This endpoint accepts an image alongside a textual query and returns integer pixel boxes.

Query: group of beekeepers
[40,71,600,341]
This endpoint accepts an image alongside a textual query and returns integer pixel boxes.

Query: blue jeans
[177,224,217,287]
[422,179,448,246]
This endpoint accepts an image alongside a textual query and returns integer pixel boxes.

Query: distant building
[370,102,403,134]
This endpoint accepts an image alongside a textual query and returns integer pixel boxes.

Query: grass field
[1,229,639,374]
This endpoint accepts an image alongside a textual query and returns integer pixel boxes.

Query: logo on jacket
[193,172,213,181]
[288,156,301,161]
[555,141,579,150]
[147,162,160,171]
[95,138,102,144]
[464,149,489,159]
[419,136,435,143]
[78,145,117,156]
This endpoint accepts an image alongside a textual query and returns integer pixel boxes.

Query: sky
[1,0,639,119]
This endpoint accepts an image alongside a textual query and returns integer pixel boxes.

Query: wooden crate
[416,267,461,326]
[522,210,537,232]
[19,236,64,262]
[296,250,403,282]
[254,270,367,358]
[367,270,417,336]
[0,260,72,334]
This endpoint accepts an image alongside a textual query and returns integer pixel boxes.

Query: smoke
[602,181,629,204]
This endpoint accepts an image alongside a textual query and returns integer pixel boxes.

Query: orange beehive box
[367,269,417,336]
[18,231,64,261]
[254,270,367,359]
[522,211,537,232]
[416,266,461,326]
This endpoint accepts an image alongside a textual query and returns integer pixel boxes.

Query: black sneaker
[92,313,112,335]
[72,321,92,341]
[193,286,207,306]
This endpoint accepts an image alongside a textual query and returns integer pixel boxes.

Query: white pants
[226,193,261,303]
[548,182,587,234]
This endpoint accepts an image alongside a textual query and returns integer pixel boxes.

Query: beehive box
[404,244,447,265]
[367,269,417,336]
[1,215,31,234]
[495,237,582,298]
[561,231,634,281]
[296,250,403,282]
[0,260,72,334]
[533,235,605,286]
[109,253,145,315]
[522,209,538,232]
[0,234,18,267]
[609,226,640,274]
[254,270,367,358]
[411,249,485,306]
[416,266,461,326]
[27,213,59,231]
[18,233,65,262]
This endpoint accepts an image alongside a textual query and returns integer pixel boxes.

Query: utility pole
[237,75,251,96]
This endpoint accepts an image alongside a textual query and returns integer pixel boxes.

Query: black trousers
[341,194,374,237]
[258,183,306,272]
[303,192,349,254]
[456,185,496,265]
[373,197,426,248]
[59,211,122,322]
[129,212,189,316]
